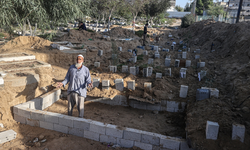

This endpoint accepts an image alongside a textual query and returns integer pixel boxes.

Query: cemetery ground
[0,20,250,150]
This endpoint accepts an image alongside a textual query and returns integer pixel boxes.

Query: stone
[179,85,188,98]
[124,128,142,142]
[144,82,152,91]
[177,53,182,58]
[155,54,160,58]
[115,79,124,91]
[136,66,139,75]
[117,138,134,148]
[94,62,100,67]
[148,67,153,77]
[134,141,152,150]
[195,55,200,59]
[165,58,171,67]
[118,47,122,51]
[186,60,191,67]
[130,67,136,76]
[179,68,187,78]
[196,89,210,101]
[148,58,154,65]
[154,46,158,51]
[122,65,128,73]
[196,49,201,53]
[206,121,219,140]
[132,56,137,63]
[232,124,245,143]
[201,87,219,98]
[0,77,4,85]
[182,52,187,59]
[165,68,171,76]
[143,68,148,77]
[0,129,17,144]
[156,73,162,79]
[166,55,171,59]
[175,59,180,67]
[98,50,103,56]
[143,50,148,55]
[127,80,135,90]
[106,124,123,138]
[110,66,117,73]
[93,78,100,88]
[102,80,110,87]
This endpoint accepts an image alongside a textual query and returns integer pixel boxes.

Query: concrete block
[44,112,60,124]
[89,121,106,134]
[180,68,186,78]
[165,58,171,67]
[180,140,193,150]
[185,60,191,67]
[165,68,171,77]
[232,124,245,143]
[136,66,139,75]
[206,121,219,140]
[84,130,100,141]
[127,80,135,90]
[134,103,147,110]
[196,49,200,53]
[160,137,180,150]
[30,110,45,121]
[13,103,30,114]
[134,141,153,150]
[118,47,122,51]
[143,68,148,77]
[132,56,137,63]
[143,50,148,55]
[93,78,100,88]
[177,53,182,59]
[128,49,132,53]
[120,95,128,106]
[148,58,154,65]
[175,59,180,67]
[179,85,188,98]
[106,124,123,138]
[69,128,84,137]
[117,138,134,148]
[58,115,74,128]
[110,66,117,73]
[166,55,171,59]
[28,98,43,110]
[73,118,91,130]
[148,67,153,77]
[130,67,136,76]
[0,77,4,86]
[54,124,69,134]
[122,65,128,73]
[18,107,31,119]
[196,89,210,101]
[100,134,117,144]
[141,131,160,145]
[155,54,160,58]
[98,50,103,56]
[0,129,17,144]
[195,55,200,59]
[156,73,162,79]
[124,128,142,142]
[144,82,152,91]
[167,101,179,112]
[102,80,110,87]
[26,118,39,127]
[40,121,54,130]
[182,52,187,59]
[146,104,161,111]
[14,114,26,124]
[154,46,159,51]
[115,79,124,91]
[94,62,100,67]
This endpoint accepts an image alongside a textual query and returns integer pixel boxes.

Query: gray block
[144,82,152,91]
[165,58,171,67]
[148,67,153,77]
[156,73,162,79]
[106,124,123,138]
[166,55,171,59]
[93,78,100,88]
[180,140,194,150]
[84,130,100,141]
[148,58,154,65]
[89,121,106,134]
[179,68,186,78]
[196,49,200,53]
[124,128,142,142]
[141,131,160,145]
[94,62,100,67]
[127,80,135,90]
[44,112,60,124]
[118,47,122,51]
[143,50,148,55]
[185,60,191,67]
[130,67,136,76]
[179,85,188,98]
[98,50,103,56]
[28,98,42,110]
[0,129,17,144]
[146,104,161,111]
[136,66,139,75]
[232,124,245,143]
[195,55,200,59]
[54,124,69,134]
[30,110,45,121]
[122,65,128,73]
[182,52,187,59]
[69,128,84,137]
[134,104,147,110]
[26,118,39,127]
[134,141,153,150]
[100,134,117,144]
[167,101,179,112]
[102,80,110,87]
[165,68,171,76]
[155,54,160,58]
[117,138,134,148]
[115,79,124,91]
[110,66,117,73]
[206,121,219,140]
[177,53,182,59]
[40,121,54,130]
[73,118,91,130]
[132,56,137,63]
[175,59,180,67]
[18,107,31,119]
[154,46,158,51]
[160,137,180,150]
[14,114,26,124]
[58,115,74,128]
[143,68,148,77]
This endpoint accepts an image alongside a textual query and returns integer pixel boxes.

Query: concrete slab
[206,121,219,140]
[0,53,35,62]
[0,129,17,144]
[232,124,245,143]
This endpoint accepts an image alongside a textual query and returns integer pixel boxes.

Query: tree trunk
[133,16,136,34]
[33,23,37,36]
[27,19,32,36]
[22,20,26,36]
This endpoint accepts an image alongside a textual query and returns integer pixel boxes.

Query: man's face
[77,56,84,64]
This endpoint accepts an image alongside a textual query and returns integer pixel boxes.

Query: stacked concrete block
[165,68,171,77]
[115,79,124,91]
[201,87,219,98]
[179,85,188,98]
[175,59,180,67]
[132,56,137,63]
[155,53,160,58]
[93,78,100,88]
[94,62,100,67]
[143,50,148,55]
[160,136,181,150]
[179,68,187,78]
[144,82,152,91]
[110,66,117,73]
[206,121,219,140]
[122,65,128,73]
[186,60,191,67]
[0,130,17,144]
[148,58,154,65]
[232,124,245,143]
[130,67,136,76]
[102,80,110,89]
[195,55,200,59]
[196,89,210,101]
[143,68,149,77]
[188,48,190,52]
[156,73,162,79]
[98,50,103,56]
[127,80,135,90]
[182,52,187,59]
[165,58,171,67]
[198,62,205,68]
[148,67,153,77]
[166,101,179,112]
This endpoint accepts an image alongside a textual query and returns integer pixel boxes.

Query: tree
[184,3,191,12]
[196,0,204,15]
[89,0,106,31]
[175,5,184,12]
[207,4,225,17]
[104,0,122,31]
[181,14,195,28]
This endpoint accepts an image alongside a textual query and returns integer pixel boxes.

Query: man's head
[145,23,148,26]
[75,54,84,68]
[80,22,83,25]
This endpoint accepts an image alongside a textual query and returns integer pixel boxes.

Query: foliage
[208,4,225,17]
[184,3,191,12]
[135,30,146,37]
[144,0,170,18]
[196,0,213,15]
[175,5,184,12]
[181,14,195,28]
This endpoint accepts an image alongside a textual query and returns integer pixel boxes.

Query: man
[143,23,148,46]
[79,22,87,31]
[57,54,92,118]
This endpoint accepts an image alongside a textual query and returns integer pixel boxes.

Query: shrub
[181,14,195,28]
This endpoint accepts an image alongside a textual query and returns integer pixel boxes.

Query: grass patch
[0,32,5,37]
[137,54,144,60]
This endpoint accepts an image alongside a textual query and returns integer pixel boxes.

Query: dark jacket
[79,23,87,31]
[144,26,147,34]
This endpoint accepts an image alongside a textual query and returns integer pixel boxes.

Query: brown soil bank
[179,20,250,150]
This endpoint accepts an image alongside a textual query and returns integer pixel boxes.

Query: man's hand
[57,82,63,88]
[88,82,93,88]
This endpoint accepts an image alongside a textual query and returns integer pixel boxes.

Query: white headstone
[179,85,188,98]
[186,60,191,67]
[94,62,100,67]
[127,80,135,90]
[206,121,219,140]
[122,65,128,73]
[130,67,136,76]
[156,73,162,79]
[232,124,245,143]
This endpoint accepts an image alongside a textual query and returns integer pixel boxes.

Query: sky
[176,0,229,8]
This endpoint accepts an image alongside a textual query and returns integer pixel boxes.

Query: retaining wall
[13,89,191,150]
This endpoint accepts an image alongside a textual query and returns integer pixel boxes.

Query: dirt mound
[107,27,138,38]
[60,29,103,43]
[1,36,52,50]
